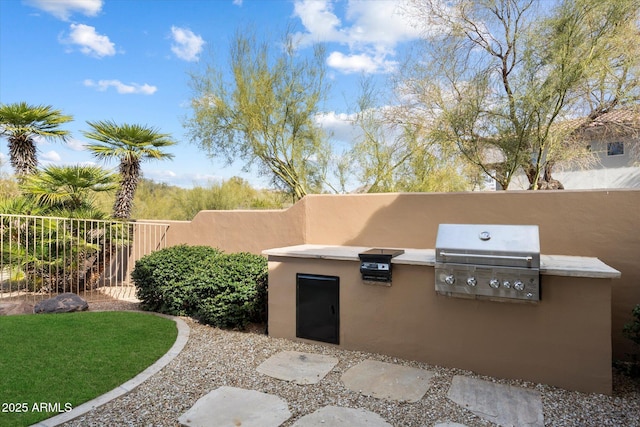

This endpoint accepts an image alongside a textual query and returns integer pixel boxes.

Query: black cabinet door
[296,274,339,344]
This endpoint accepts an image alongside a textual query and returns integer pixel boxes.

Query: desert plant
[131,246,267,329]
[131,245,222,314]
[83,121,175,219]
[19,164,117,211]
[0,213,129,293]
[187,252,267,328]
[624,305,640,346]
[619,304,640,377]
[0,102,72,177]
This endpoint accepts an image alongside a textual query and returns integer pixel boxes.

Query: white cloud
[327,51,397,74]
[25,0,102,21]
[315,108,402,146]
[144,169,225,188]
[293,0,344,42]
[232,0,243,5]
[170,26,205,62]
[293,0,420,74]
[65,138,86,151]
[64,24,116,57]
[41,150,62,162]
[297,0,416,47]
[343,0,421,46]
[146,169,178,179]
[185,172,224,183]
[315,111,359,143]
[84,79,158,95]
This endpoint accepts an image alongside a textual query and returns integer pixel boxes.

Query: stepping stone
[178,386,291,427]
[341,359,434,403]
[447,375,544,427]
[257,351,338,385]
[292,405,392,427]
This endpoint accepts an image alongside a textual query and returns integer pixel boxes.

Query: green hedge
[131,245,267,329]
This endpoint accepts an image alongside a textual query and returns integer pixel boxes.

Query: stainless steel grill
[435,224,540,302]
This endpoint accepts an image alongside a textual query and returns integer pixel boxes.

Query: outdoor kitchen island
[263,244,621,395]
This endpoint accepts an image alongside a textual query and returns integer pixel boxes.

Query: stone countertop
[262,244,621,279]
[263,244,433,265]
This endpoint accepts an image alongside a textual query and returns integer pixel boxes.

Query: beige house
[506,109,640,190]
[555,109,640,189]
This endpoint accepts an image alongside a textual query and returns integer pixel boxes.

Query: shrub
[619,304,640,377]
[131,245,221,315]
[623,304,640,347]
[187,252,268,328]
[131,246,268,329]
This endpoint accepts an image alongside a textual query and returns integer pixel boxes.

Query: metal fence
[0,214,169,302]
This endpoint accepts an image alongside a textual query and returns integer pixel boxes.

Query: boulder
[34,293,88,314]
[0,302,34,316]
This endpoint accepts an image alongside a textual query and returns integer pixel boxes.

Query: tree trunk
[8,135,38,176]
[113,161,140,219]
[526,162,564,190]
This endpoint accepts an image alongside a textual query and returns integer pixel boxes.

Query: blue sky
[0,0,423,189]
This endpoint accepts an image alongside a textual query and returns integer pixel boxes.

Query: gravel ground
[63,301,640,427]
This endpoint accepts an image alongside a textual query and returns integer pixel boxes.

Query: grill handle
[438,251,533,266]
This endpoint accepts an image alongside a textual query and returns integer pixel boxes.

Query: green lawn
[0,311,177,426]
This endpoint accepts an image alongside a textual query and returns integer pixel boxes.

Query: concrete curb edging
[32,312,190,427]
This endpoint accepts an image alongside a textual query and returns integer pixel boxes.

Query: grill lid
[435,224,540,268]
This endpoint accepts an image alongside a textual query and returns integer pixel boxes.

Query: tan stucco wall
[149,200,306,254]
[146,189,639,360]
[302,190,640,360]
[267,257,613,394]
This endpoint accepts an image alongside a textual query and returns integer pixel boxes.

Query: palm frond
[82,120,175,219]
[0,102,72,140]
[19,165,117,211]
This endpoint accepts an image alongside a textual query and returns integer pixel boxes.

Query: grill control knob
[502,281,511,289]
[514,280,525,291]
[489,278,500,289]
[466,277,477,287]
[444,275,456,285]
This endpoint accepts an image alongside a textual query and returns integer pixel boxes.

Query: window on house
[607,142,624,156]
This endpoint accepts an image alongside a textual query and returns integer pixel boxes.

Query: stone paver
[341,359,434,403]
[178,386,291,427]
[292,405,392,427]
[447,375,544,427]
[257,350,339,385]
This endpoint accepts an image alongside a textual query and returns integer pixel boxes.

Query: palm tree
[82,121,175,219]
[19,164,118,212]
[0,102,72,177]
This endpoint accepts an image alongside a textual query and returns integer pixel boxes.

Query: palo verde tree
[346,76,471,193]
[83,121,175,219]
[0,102,72,177]
[185,27,331,201]
[569,0,640,119]
[523,0,640,187]
[401,0,640,190]
[346,78,409,193]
